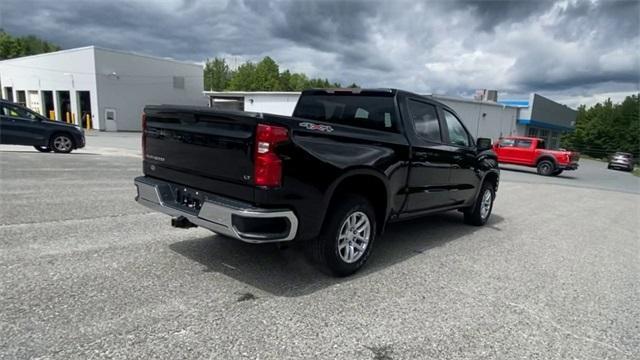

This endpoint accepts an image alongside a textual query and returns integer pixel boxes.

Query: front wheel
[551,169,563,176]
[311,194,376,277]
[464,183,495,226]
[50,134,74,153]
[33,146,51,152]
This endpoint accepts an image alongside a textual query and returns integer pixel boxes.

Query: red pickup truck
[493,136,579,176]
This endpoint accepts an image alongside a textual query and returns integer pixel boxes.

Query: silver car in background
[608,152,634,172]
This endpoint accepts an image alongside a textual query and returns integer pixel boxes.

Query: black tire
[551,169,563,176]
[464,182,495,226]
[536,160,555,176]
[310,194,377,277]
[33,146,51,152]
[50,133,74,153]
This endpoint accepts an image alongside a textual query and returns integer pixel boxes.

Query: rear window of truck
[293,94,398,132]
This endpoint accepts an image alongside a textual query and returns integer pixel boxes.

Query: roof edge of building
[0,46,96,63]
[516,118,575,131]
[431,94,519,108]
[0,45,202,68]
[92,46,203,67]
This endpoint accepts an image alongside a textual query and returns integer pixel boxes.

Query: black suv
[0,100,85,153]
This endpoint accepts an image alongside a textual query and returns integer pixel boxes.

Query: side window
[536,140,546,149]
[515,139,532,148]
[2,105,18,117]
[2,105,36,119]
[443,110,470,147]
[499,138,515,147]
[407,99,441,142]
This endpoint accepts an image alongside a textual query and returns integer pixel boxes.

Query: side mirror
[477,138,492,151]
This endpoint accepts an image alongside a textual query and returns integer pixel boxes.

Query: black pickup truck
[135,88,499,276]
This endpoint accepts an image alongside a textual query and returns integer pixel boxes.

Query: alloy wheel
[53,136,72,152]
[337,211,371,263]
[480,189,493,220]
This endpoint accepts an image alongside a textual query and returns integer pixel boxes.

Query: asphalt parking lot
[1,137,639,359]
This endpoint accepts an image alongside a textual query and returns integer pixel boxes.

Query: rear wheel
[464,182,495,226]
[536,160,555,176]
[551,169,563,176]
[33,146,51,152]
[311,194,376,277]
[50,134,74,153]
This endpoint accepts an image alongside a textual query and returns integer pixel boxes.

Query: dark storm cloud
[2,0,203,56]
[0,0,638,104]
[551,0,640,42]
[454,0,556,32]
[244,0,393,71]
[0,0,275,60]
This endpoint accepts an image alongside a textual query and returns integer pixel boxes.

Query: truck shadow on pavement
[169,212,504,298]
[499,165,577,179]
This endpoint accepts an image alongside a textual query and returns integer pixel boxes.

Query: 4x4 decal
[299,122,334,132]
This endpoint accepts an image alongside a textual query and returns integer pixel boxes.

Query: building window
[539,129,549,138]
[16,90,26,106]
[173,76,185,89]
[3,87,13,102]
[527,127,538,137]
[550,131,560,149]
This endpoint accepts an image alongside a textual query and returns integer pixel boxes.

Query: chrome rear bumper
[134,176,298,243]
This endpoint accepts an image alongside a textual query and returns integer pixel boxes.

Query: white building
[432,95,519,140]
[204,91,301,116]
[205,90,520,140]
[204,90,576,147]
[0,46,205,131]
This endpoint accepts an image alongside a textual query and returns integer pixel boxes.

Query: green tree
[254,56,281,90]
[561,94,640,159]
[0,29,60,60]
[289,73,310,91]
[204,57,232,91]
[228,62,257,91]
[204,55,357,91]
[278,70,293,91]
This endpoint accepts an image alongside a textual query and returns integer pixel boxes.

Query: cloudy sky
[1,0,638,107]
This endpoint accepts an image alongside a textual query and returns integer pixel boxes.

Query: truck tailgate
[143,106,258,201]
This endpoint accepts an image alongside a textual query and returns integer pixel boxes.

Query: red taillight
[254,124,288,187]
[141,113,147,159]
